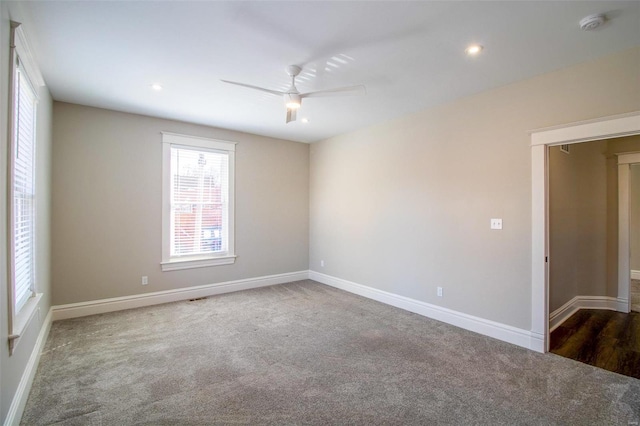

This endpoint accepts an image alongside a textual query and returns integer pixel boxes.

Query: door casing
[530,112,640,352]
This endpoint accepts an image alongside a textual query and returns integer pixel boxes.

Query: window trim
[161,132,237,271]
[7,21,44,354]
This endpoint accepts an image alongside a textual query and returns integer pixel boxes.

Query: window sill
[161,255,236,272]
[9,292,42,354]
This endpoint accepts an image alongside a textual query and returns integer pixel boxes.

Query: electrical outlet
[142,276,148,285]
[320,260,325,267]
[437,287,443,297]
[490,218,503,230]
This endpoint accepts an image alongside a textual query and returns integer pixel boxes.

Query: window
[12,59,37,312]
[7,21,44,353]
[161,133,236,271]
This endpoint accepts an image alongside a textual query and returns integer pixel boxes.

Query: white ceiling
[12,1,640,143]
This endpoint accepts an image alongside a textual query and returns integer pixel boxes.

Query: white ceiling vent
[579,14,606,31]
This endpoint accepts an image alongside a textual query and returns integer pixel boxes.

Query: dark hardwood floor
[550,309,640,380]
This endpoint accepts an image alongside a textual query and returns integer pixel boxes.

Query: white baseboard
[4,308,53,426]
[528,332,545,353]
[631,270,640,280]
[309,271,542,352]
[52,271,309,321]
[549,295,628,332]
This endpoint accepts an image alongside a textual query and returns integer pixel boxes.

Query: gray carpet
[632,279,640,313]
[22,280,640,424]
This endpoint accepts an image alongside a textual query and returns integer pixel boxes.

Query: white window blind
[12,61,37,312]
[170,145,229,258]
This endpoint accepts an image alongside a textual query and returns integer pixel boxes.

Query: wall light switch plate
[490,218,503,230]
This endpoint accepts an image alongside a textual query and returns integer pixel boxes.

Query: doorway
[546,138,640,325]
[530,111,640,354]
[545,137,640,379]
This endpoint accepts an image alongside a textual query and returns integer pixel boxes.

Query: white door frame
[530,111,640,353]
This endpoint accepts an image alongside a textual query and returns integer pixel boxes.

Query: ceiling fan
[221,65,366,123]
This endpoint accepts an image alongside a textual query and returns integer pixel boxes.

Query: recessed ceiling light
[151,84,163,91]
[301,118,309,123]
[465,44,483,56]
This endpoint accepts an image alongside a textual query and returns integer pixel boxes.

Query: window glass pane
[170,146,228,257]
[13,65,37,311]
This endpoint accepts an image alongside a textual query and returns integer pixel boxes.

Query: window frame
[7,21,45,354]
[161,132,236,271]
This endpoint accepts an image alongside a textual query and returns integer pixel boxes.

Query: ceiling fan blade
[286,108,297,124]
[220,80,285,96]
[300,85,366,99]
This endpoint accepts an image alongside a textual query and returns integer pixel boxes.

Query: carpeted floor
[632,279,640,313]
[22,280,640,424]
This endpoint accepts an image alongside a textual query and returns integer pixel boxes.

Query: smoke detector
[579,14,606,31]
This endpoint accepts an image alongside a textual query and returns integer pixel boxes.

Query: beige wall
[548,135,640,313]
[549,142,608,312]
[632,164,640,271]
[51,103,309,305]
[0,4,53,423]
[310,47,640,330]
[607,135,640,156]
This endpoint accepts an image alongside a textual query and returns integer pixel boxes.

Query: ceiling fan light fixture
[285,93,301,109]
[222,65,365,124]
